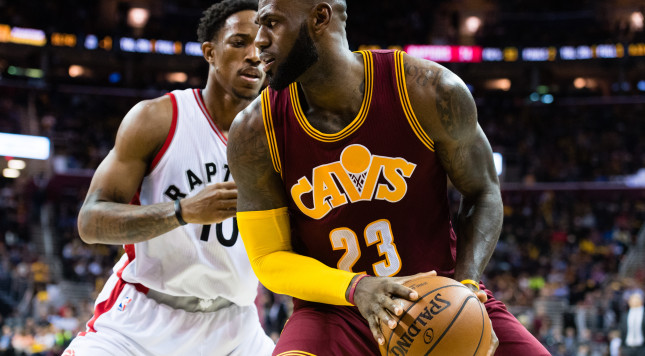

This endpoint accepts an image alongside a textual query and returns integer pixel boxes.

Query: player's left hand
[473,289,499,356]
[352,270,437,346]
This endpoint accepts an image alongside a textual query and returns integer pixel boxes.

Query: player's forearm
[453,189,503,283]
[252,251,356,305]
[78,199,181,245]
[237,207,357,305]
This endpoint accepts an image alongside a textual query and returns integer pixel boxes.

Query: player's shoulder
[130,94,173,124]
[400,53,473,113]
[123,94,172,129]
[399,53,477,142]
[400,52,468,96]
[230,94,264,135]
[228,94,270,162]
[114,94,174,159]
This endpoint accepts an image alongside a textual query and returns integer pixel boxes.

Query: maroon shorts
[272,285,550,356]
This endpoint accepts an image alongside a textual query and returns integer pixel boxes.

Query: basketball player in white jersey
[62,1,274,355]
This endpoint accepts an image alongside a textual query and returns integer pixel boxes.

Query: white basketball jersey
[113,88,258,306]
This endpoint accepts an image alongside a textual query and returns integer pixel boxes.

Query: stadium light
[128,8,150,29]
[493,153,503,176]
[637,80,645,92]
[3,168,20,178]
[109,72,121,83]
[166,72,187,83]
[464,16,482,35]
[0,133,50,159]
[574,77,586,89]
[631,11,644,31]
[68,65,84,78]
[484,78,511,91]
[8,159,26,170]
[536,85,549,94]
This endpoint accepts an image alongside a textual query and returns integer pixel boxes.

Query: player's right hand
[179,181,237,224]
[352,270,437,346]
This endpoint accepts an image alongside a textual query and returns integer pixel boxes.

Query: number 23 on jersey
[329,219,402,277]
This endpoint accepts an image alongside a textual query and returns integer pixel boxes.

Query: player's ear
[311,2,332,34]
[202,41,217,64]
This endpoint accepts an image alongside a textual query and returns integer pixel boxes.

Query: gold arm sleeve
[237,207,357,306]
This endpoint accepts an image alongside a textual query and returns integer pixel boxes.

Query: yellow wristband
[460,279,480,290]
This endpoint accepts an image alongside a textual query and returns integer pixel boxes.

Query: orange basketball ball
[380,276,492,356]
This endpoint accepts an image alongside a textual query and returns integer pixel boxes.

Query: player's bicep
[84,149,148,204]
[402,54,498,197]
[428,69,499,197]
[84,98,170,204]
[436,127,499,198]
[228,99,287,212]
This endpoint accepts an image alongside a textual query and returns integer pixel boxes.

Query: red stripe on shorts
[78,278,128,336]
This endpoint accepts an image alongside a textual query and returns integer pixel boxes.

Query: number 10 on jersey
[329,219,402,277]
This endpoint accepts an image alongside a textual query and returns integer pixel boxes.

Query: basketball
[379,276,492,356]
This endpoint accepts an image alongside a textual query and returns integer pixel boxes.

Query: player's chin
[232,86,262,100]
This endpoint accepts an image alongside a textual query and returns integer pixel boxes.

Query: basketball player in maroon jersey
[229,0,549,355]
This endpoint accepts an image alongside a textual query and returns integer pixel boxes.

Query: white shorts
[63,274,275,356]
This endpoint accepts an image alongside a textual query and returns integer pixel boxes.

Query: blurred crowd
[483,189,645,355]
[479,93,645,183]
[0,0,643,48]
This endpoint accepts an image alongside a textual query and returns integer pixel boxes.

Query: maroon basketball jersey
[261,50,457,277]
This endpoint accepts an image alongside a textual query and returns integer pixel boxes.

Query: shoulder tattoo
[434,70,476,140]
[404,62,437,88]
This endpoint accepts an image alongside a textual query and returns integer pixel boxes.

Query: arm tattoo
[436,142,485,197]
[228,117,269,181]
[403,58,501,284]
[436,144,466,181]
[434,71,476,140]
[404,62,437,88]
[404,62,476,139]
[228,104,286,211]
[80,189,179,245]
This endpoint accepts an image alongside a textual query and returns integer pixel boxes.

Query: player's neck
[201,85,251,132]
[298,50,364,117]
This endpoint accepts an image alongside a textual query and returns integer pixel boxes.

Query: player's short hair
[197,0,259,43]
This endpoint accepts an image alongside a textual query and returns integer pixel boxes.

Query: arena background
[1,0,645,355]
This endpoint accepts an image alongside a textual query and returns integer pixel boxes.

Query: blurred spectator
[263,292,290,342]
[621,291,645,356]
[47,305,79,334]
[608,329,621,356]
[0,325,14,356]
[10,327,33,356]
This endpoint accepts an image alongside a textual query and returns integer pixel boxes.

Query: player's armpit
[228,96,287,211]
[237,208,357,306]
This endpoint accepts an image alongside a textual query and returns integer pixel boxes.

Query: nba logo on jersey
[62,350,76,356]
[117,296,133,311]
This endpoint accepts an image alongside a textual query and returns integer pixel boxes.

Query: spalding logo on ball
[423,328,434,344]
[380,276,492,356]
